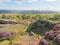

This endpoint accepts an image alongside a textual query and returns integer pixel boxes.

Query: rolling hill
[0,10,57,14]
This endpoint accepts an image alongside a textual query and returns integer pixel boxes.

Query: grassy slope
[0,19,40,45]
[0,13,59,45]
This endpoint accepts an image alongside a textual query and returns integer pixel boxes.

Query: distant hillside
[0,10,57,14]
[20,10,57,14]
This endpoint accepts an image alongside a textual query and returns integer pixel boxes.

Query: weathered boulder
[27,20,55,35]
[31,20,54,29]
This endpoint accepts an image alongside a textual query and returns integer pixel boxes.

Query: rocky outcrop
[27,20,55,35]
[31,20,55,29]
[0,19,18,24]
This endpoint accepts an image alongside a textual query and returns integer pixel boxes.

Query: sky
[0,0,60,11]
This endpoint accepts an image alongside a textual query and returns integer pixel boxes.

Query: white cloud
[13,0,38,5]
[0,0,38,4]
[39,6,60,11]
[0,0,11,2]
[14,0,26,5]
[27,0,38,2]
[45,0,57,2]
[14,1,23,5]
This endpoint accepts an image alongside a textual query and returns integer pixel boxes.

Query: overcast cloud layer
[0,0,60,11]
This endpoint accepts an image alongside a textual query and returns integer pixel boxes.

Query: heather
[40,23,60,45]
[0,13,60,45]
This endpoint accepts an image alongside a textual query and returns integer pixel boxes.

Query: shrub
[40,39,49,45]
[40,23,60,45]
[45,31,55,40]
[0,32,11,40]
[0,32,16,41]
[54,34,60,45]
